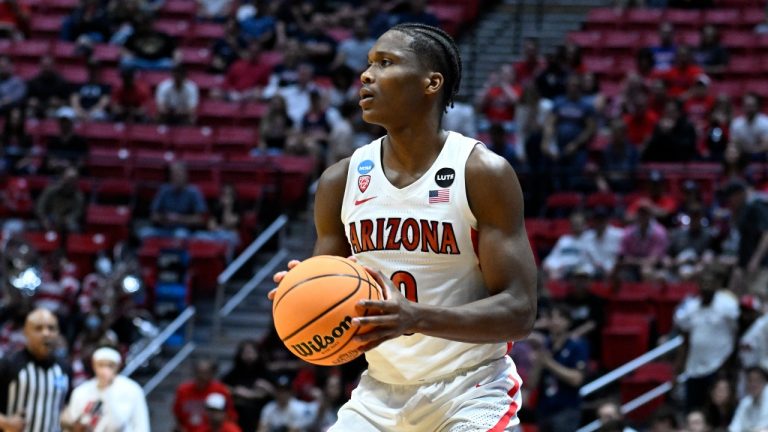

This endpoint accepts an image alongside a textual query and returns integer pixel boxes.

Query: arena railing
[211,214,290,338]
[575,335,685,432]
[121,306,197,378]
[141,342,197,395]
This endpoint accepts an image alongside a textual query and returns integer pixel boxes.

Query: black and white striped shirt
[0,349,70,432]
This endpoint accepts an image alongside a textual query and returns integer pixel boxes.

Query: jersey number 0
[391,271,418,302]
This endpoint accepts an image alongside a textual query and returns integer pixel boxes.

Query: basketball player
[273,23,537,431]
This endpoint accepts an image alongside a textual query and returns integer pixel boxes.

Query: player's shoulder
[318,157,351,192]
[466,142,516,182]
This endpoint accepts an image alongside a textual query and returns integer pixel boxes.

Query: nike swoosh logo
[354,197,377,206]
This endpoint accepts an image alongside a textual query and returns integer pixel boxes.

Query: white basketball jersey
[340,131,508,385]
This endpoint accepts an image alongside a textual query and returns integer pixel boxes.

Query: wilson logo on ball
[291,316,353,357]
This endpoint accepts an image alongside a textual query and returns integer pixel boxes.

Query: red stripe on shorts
[487,374,521,432]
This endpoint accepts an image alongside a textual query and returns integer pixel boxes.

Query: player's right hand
[268,259,302,300]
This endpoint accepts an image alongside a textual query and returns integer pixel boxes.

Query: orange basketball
[272,255,383,366]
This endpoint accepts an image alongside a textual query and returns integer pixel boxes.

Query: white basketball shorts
[329,356,522,432]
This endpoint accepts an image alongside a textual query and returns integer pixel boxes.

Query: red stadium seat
[126,124,171,150]
[160,0,197,20]
[133,150,176,182]
[214,126,257,157]
[544,192,583,216]
[88,148,132,179]
[86,205,132,243]
[187,238,227,295]
[198,100,240,127]
[9,40,50,61]
[621,362,673,421]
[30,15,62,38]
[169,126,214,153]
[601,314,652,369]
[626,8,664,29]
[239,102,269,124]
[81,122,127,148]
[567,31,602,47]
[728,56,761,77]
[66,232,110,277]
[586,8,623,30]
[92,179,136,206]
[704,9,741,27]
[585,192,619,208]
[92,44,121,66]
[24,230,61,254]
[664,9,703,28]
[180,47,212,72]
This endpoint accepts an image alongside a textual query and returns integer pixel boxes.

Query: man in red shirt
[212,42,272,102]
[684,75,715,133]
[623,93,659,149]
[514,37,545,86]
[660,46,703,98]
[111,68,151,122]
[474,63,520,125]
[174,359,238,432]
[0,0,29,39]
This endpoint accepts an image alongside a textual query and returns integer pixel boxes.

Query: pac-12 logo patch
[358,175,371,192]
[435,167,455,188]
[357,160,374,175]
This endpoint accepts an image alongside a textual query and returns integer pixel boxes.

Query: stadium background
[0,0,765,430]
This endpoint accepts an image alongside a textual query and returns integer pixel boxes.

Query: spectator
[596,400,638,432]
[642,99,698,162]
[516,83,553,167]
[197,0,233,22]
[221,340,273,432]
[0,308,70,431]
[597,118,640,194]
[210,18,248,74]
[201,393,242,432]
[723,180,768,296]
[660,46,704,98]
[327,100,357,167]
[581,71,606,114]
[35,166,85,233]
[156,65,199,125]
[140,161,207,238]
[564,268,606,355]
[334,17,375,74]
[741,310,768,372]
[648,78,669,118]
[236,2,277,47]
[392,0,440,28]
[257,375,314,432]
[174,359,238,432]
[650,22,677,72]
[474,64,519,129]
[563,42,585,75]
[529,304,588,432]
[730,92,768,159]
[674,272,739,410]
[296,15,337,76]
[515,37,545,86]
[70,60,111,121]
[26,55,71,119]
[262,62,318,126]
[687,410,713,432]
[626,170,679,223]
[442,94,478,140]
[296,89,333,157]
[44,107,89,173]
[212,42,272,102]
[685,75,716,135]
[632,47,656,84]
[622,91,658,149]
[120,13,179,71]
[583,206,624,278]
[34,250,80,340]
[649,406,680,432]
[542,74,597,190]
[487,122,524,171]
[616,199,669,281]
[69,311,119,387]
[704,95,732,161]
[200,184,241,262]
[729,366,768,432]
[703,377,737,430]
[695,25,729,75]
[307,371,345,431]
[1,107,36,174]
[111,67,151,123]
[62,347,150,431]
[105,0,143,45]
[60,0,111,44]
[327,65,357,109]
[258,95,296,154]
[664,205,714,281]
[0,0,29,40]
[0,56,25,115]
[535,51,568,100]
[263,39,304,92]
[543,212,594,280]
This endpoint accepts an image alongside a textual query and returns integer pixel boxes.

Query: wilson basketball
[272,255,383,366]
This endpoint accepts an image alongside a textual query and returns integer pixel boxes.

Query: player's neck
[384,126,447,173]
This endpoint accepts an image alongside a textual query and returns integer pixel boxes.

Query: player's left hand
[352,269,418,352]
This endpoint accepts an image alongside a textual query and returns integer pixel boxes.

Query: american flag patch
[429,189,450,203]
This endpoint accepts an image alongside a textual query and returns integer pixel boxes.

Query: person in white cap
[61,347,149,432]
[201,393,241,432]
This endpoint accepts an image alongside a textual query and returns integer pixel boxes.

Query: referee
[0,308,70,432]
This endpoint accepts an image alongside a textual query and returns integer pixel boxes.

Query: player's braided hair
[390,23,462,112]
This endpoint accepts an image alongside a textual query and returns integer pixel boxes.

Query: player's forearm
[411,289,535,343]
